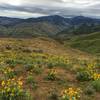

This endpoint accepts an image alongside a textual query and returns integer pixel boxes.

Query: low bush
[46,69,57,81]
[26,75,37,90]
[76,71,91,81]
[92,79,100,92]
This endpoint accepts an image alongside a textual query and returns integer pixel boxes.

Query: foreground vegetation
[0,38,99,100]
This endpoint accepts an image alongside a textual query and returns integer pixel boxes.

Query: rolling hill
[0,15,100,56]
[65,32,100,56]
[0,15,69,37]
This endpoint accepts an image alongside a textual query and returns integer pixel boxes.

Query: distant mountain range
[0,15,100,38]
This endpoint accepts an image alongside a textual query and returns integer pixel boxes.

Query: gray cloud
[0,0,100,18]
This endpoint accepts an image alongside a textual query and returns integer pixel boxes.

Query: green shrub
[26,75,37,89]
[6,71,16,79]
[47,63,54,69]
[76,71,91,81]
[5,59,17,68]
[46,69,57,81]
[92,79,100,92]
[33,66,42,74]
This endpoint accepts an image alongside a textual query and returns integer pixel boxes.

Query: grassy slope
[0,37,99,100]
[0,37,95,60]
[67,32,100,56]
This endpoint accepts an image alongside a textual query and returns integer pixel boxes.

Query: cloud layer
[0,0,100,18]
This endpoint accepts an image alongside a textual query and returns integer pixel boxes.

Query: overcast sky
[0,0,100,18]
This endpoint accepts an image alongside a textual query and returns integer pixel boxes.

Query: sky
[0,0,100,18]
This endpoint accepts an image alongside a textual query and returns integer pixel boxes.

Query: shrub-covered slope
[68,32,100,55]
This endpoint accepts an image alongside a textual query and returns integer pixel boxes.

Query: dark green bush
[47,63,54,69]
[5,59,17,68]
[26,75,37,90]
[76,71,91,81]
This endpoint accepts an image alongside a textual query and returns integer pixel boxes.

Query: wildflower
[0,77,24,99]
[18,80,23,86]
[92,73,100,80]
[61,87,82,100]
[1,81,5,86]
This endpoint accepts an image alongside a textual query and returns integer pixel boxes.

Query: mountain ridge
[0,15,100,38]
[1,15,100,26]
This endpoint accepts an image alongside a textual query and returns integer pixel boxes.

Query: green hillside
[68,32,100,56]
